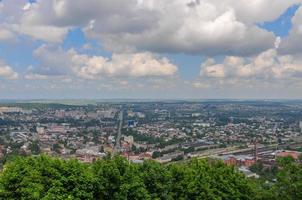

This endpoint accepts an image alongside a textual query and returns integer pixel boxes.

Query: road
[113,110,123,155]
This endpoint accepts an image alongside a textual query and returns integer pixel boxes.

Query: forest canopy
[0,155,301,200]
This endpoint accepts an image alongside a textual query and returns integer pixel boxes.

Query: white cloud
[0,61,18,80]
[1,0,302,99]
[1,0,299,55]
[192,81,210,89]
[279,6,302,54]
[22,2,32,11]
[201,59,226,78]
[85,0,278,55]
[0,0,69,43]
[216,0,302,23]
[24,73,49,80]
[13,24,69,43]
[32,45,178,79]
[200,49,302,84]
[274,37,282,49]
[0,28,14,41]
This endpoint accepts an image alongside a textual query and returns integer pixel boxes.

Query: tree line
[0,155,301,199]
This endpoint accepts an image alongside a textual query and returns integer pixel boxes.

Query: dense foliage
[0,155,256,200]
[0,155,301,199]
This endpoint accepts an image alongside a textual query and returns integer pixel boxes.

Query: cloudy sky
[1,0,302,99]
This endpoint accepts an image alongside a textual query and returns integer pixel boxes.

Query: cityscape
[1,100,302,179]
[2,0,302,199]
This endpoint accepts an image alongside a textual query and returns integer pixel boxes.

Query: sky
[1,0,302,99]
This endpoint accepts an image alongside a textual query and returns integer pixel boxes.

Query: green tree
[51,143,61,154]
[0,155,276,200]
[0,155,95,200]
[152,151,161,159]
[29,140,41,155]
[273,157,302,200]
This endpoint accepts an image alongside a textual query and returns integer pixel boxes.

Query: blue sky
[0,0,302,99]
[260,4,299,37]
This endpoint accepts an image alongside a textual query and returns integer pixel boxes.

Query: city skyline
[1,0,302,99]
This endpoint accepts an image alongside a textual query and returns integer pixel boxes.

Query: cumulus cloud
[214,0,302,24]
[200,49,302,82]
[24,73,49,80]
[0,0,69,43]
[0,28,14,41]
[0,61,18,80]
[1,0,300,55]
[279,6,302,54]
[83,0,279,55]
[1,0,302,99]
[14,24,69,43]
[31,45,178,79]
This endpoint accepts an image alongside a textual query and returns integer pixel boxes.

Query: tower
[251,138,258,161]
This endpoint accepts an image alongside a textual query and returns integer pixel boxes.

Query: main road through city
[113,110,123,155]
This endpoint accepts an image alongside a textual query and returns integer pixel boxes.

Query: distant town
[1,100,302,178]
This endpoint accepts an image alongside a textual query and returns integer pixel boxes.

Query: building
[55,110,65,118]
[49,125,67,134]
[236,155,256,167]
[127,120,137,128]
[36,126,45,135]
[0,107,23,113]
[76,147,106,163]
[213,155,256,167]
[192,113,201,117]
[193,121,210,127]
[276,150,301,160]
[222,155,237,166]
[156,151,184,163]
[238,167,259,178]
[299,121,302,130]
[0,145,4,159]
[123,135,134,146]
[10,131,28,143]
